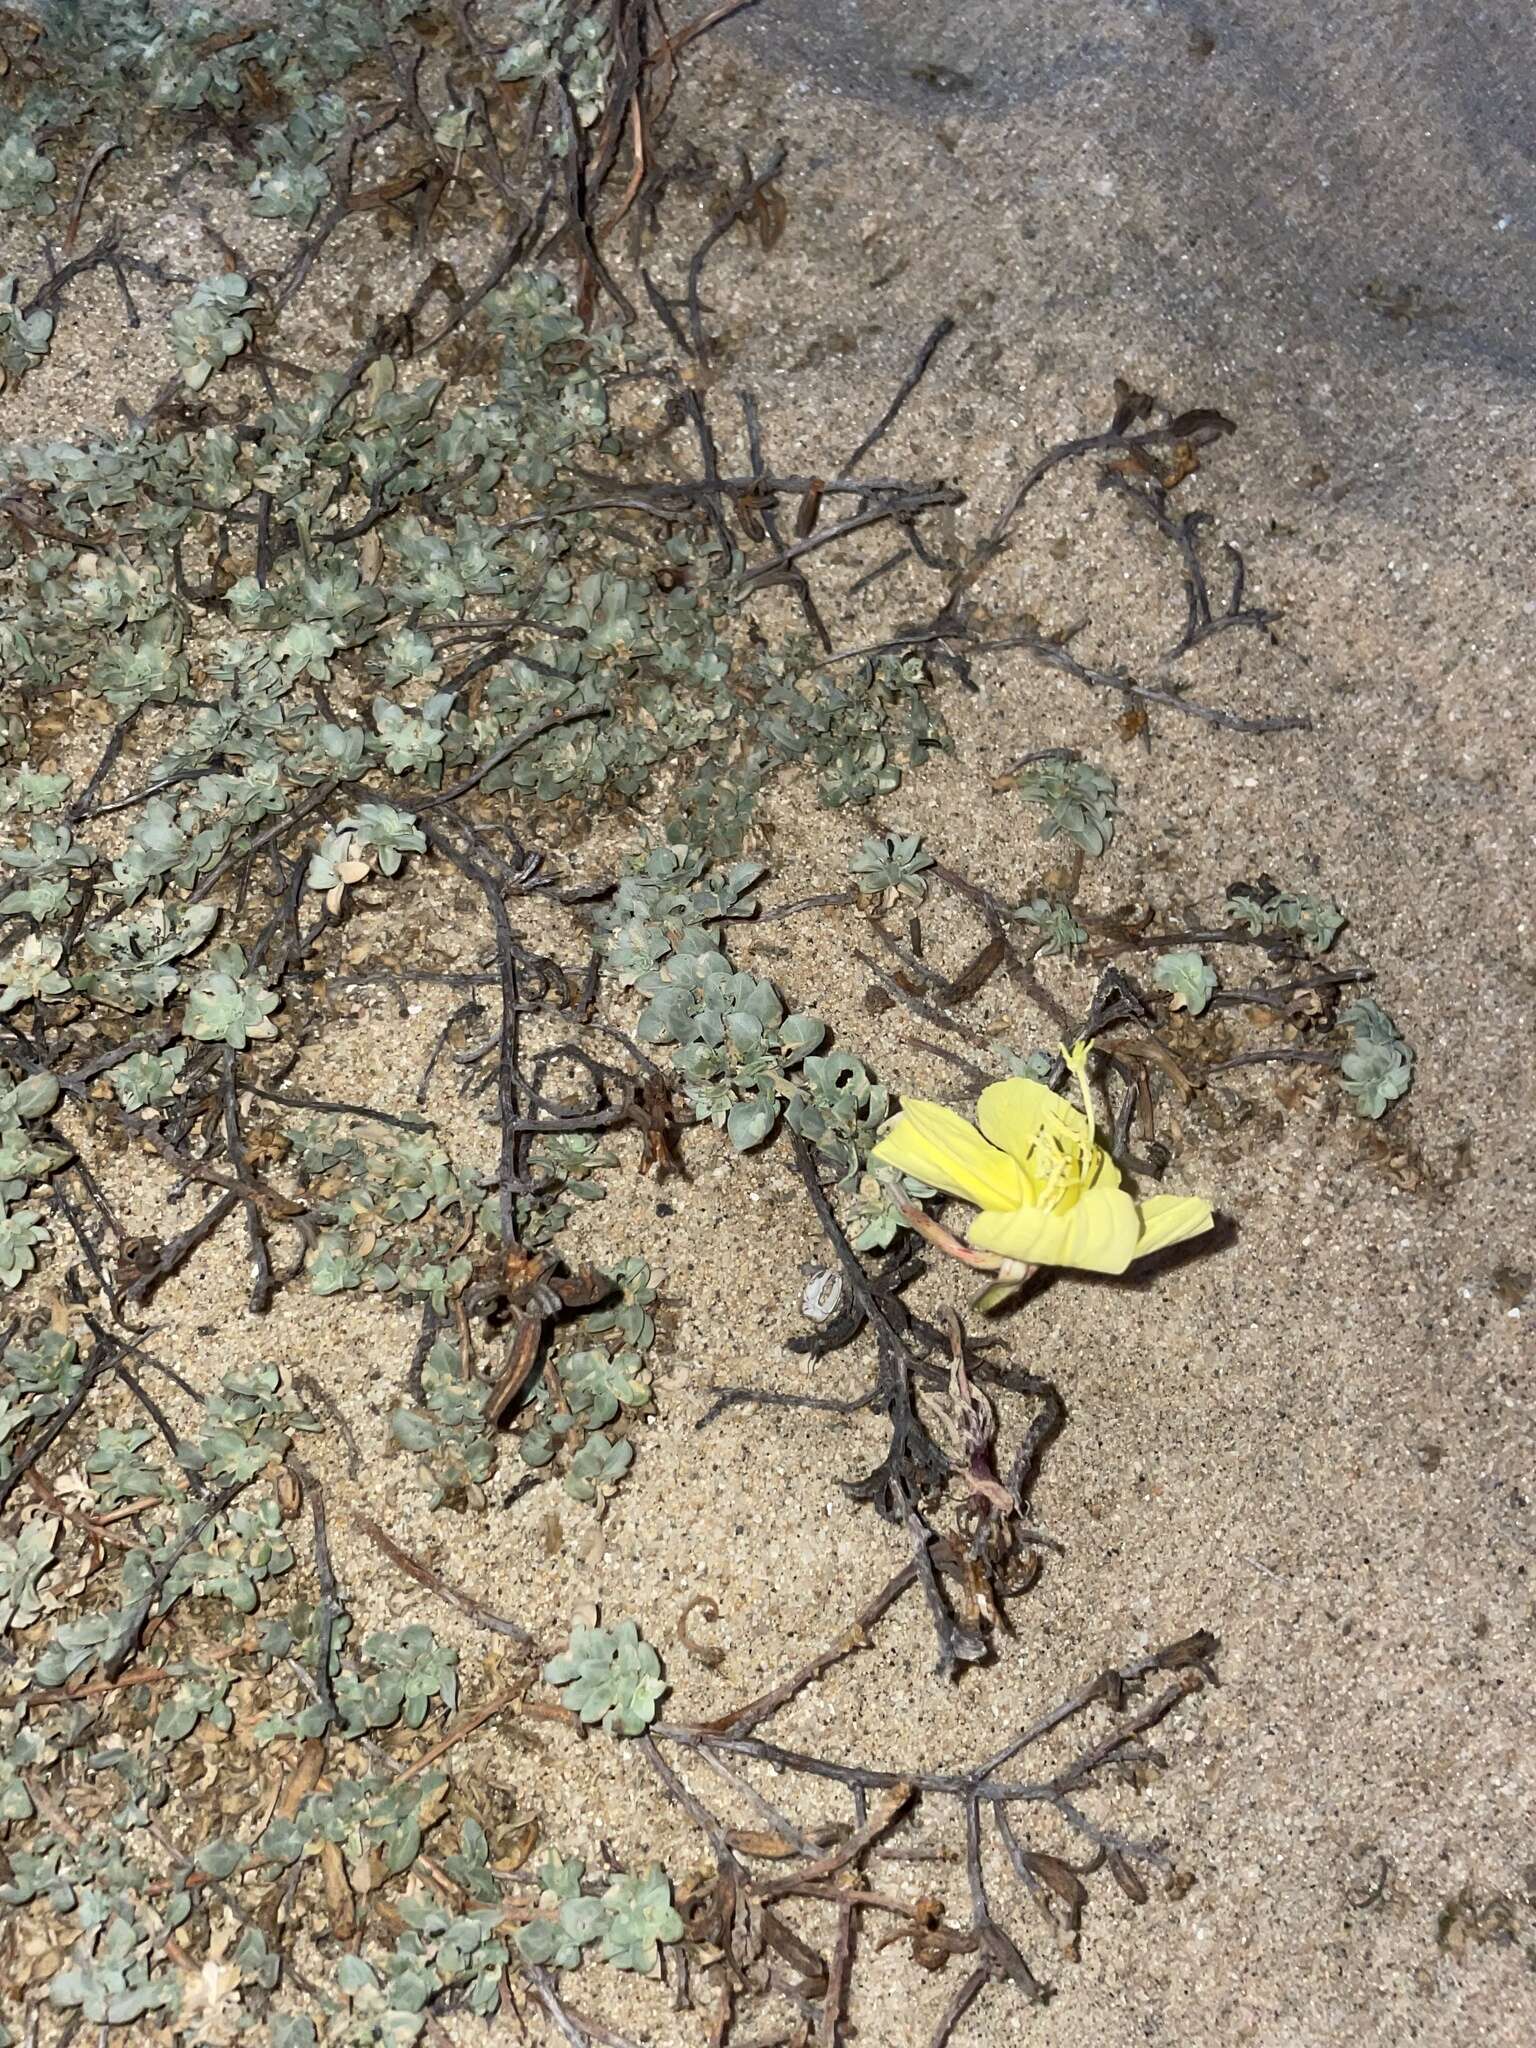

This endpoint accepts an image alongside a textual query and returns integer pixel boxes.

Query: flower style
[872,1041,1213,1279]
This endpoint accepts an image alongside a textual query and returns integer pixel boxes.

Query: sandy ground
[6,5,1534,2045]
[684,7,1536,2043]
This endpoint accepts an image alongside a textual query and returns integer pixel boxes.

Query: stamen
[1061,1038,1098,1146]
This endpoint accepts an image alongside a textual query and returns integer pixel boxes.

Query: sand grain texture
[5,5,1533,2044]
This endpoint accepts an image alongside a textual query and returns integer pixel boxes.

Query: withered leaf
[498,1817,540,1873]
[760,1907,827,1987]
[726,1827,798,1859]
[793,478,825,539]
[1111,377,1156,435]
[938,932,1006,1006]
[1160,444,1203,489]
[1107,1850,1148,1904]
[1020,1850,1089,1913]
[275,1737,326,1821]
[1167,407,1236,445]
[320,1839,354,1939]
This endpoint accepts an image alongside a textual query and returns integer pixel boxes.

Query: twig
[1101,471,1277,656]
[295,1464,343,1728]
[119,1192,243,1308]
[685,146,788,361]
[419,820,526,1242]
[244,1083,432,1135]
[396,1687,528,1784]
[819,1897,856,2048]
[407,703,610,811]
[742,487,965,588]
[63,138,119,251]
[841,317,955,475]
[927,1963,990,2048]
[354,1512,534,1646]
[757,1785,915,1902]
[525,1964,595,2047]
[957,628,1310,735]
[110,1359,206,1496]
[0,1338,116,1514]
[755,886,858,924]
[223,1049,274,1314]
[1203,1045,1335,1073]
[694,1565,918,1739]
[65,708,140,822]
[642,1560,1215,2040]
[649,0,762,67]
[738,387,832,647]
[102,1474,254,1678]
[293,1371,363,1480]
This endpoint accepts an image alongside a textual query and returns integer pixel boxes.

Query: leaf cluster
[1008,755,1118,856]
[515,1854,683,1977]
[542,1617,667,1736]
[1339,998,1414,1118]
[1225,875,1345,956]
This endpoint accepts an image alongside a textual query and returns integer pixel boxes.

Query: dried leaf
[1020,1850,1088,1913]
[275,1737,326,1821]
[320,1838,354,1939]
[726,1827,798,1859]
[499,1817,540,1873]
[1111,377,1155,434]
[1166,407,1236,444]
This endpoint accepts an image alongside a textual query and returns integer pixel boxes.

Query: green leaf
[0,1515,60,1630]
[0,934,69,1011]
[193,1838,248,1879]
[1339,1000,1413,1117]
[1225,878,1345,956]
[563,1432,632,1504]
[600,1865,683,1974]
[9,1072,59,1120]
[726,1097,777,1150]
[182,970,280,1047]
[559,1348,650,1426]
[110,1047,186,1113]
[390,1410,440,1454]
[169,273,255,390]
[543,1618,666,1736]
[1152,948,1217,1017]
[1008,755,1117,855]
[1012,898,1085,957]
[848,830,933,903]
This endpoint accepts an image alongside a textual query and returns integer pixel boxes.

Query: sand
[4,5,1533,2044]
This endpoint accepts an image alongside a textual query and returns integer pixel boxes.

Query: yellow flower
[872,1041,1213,1277]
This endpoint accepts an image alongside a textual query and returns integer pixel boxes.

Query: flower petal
[872,1101,1024,1211]
[976,1076,1122,1192]
[1130,1194,1214,1261]
[975,1076,1086,1155]
[968,1183,1142,1274]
